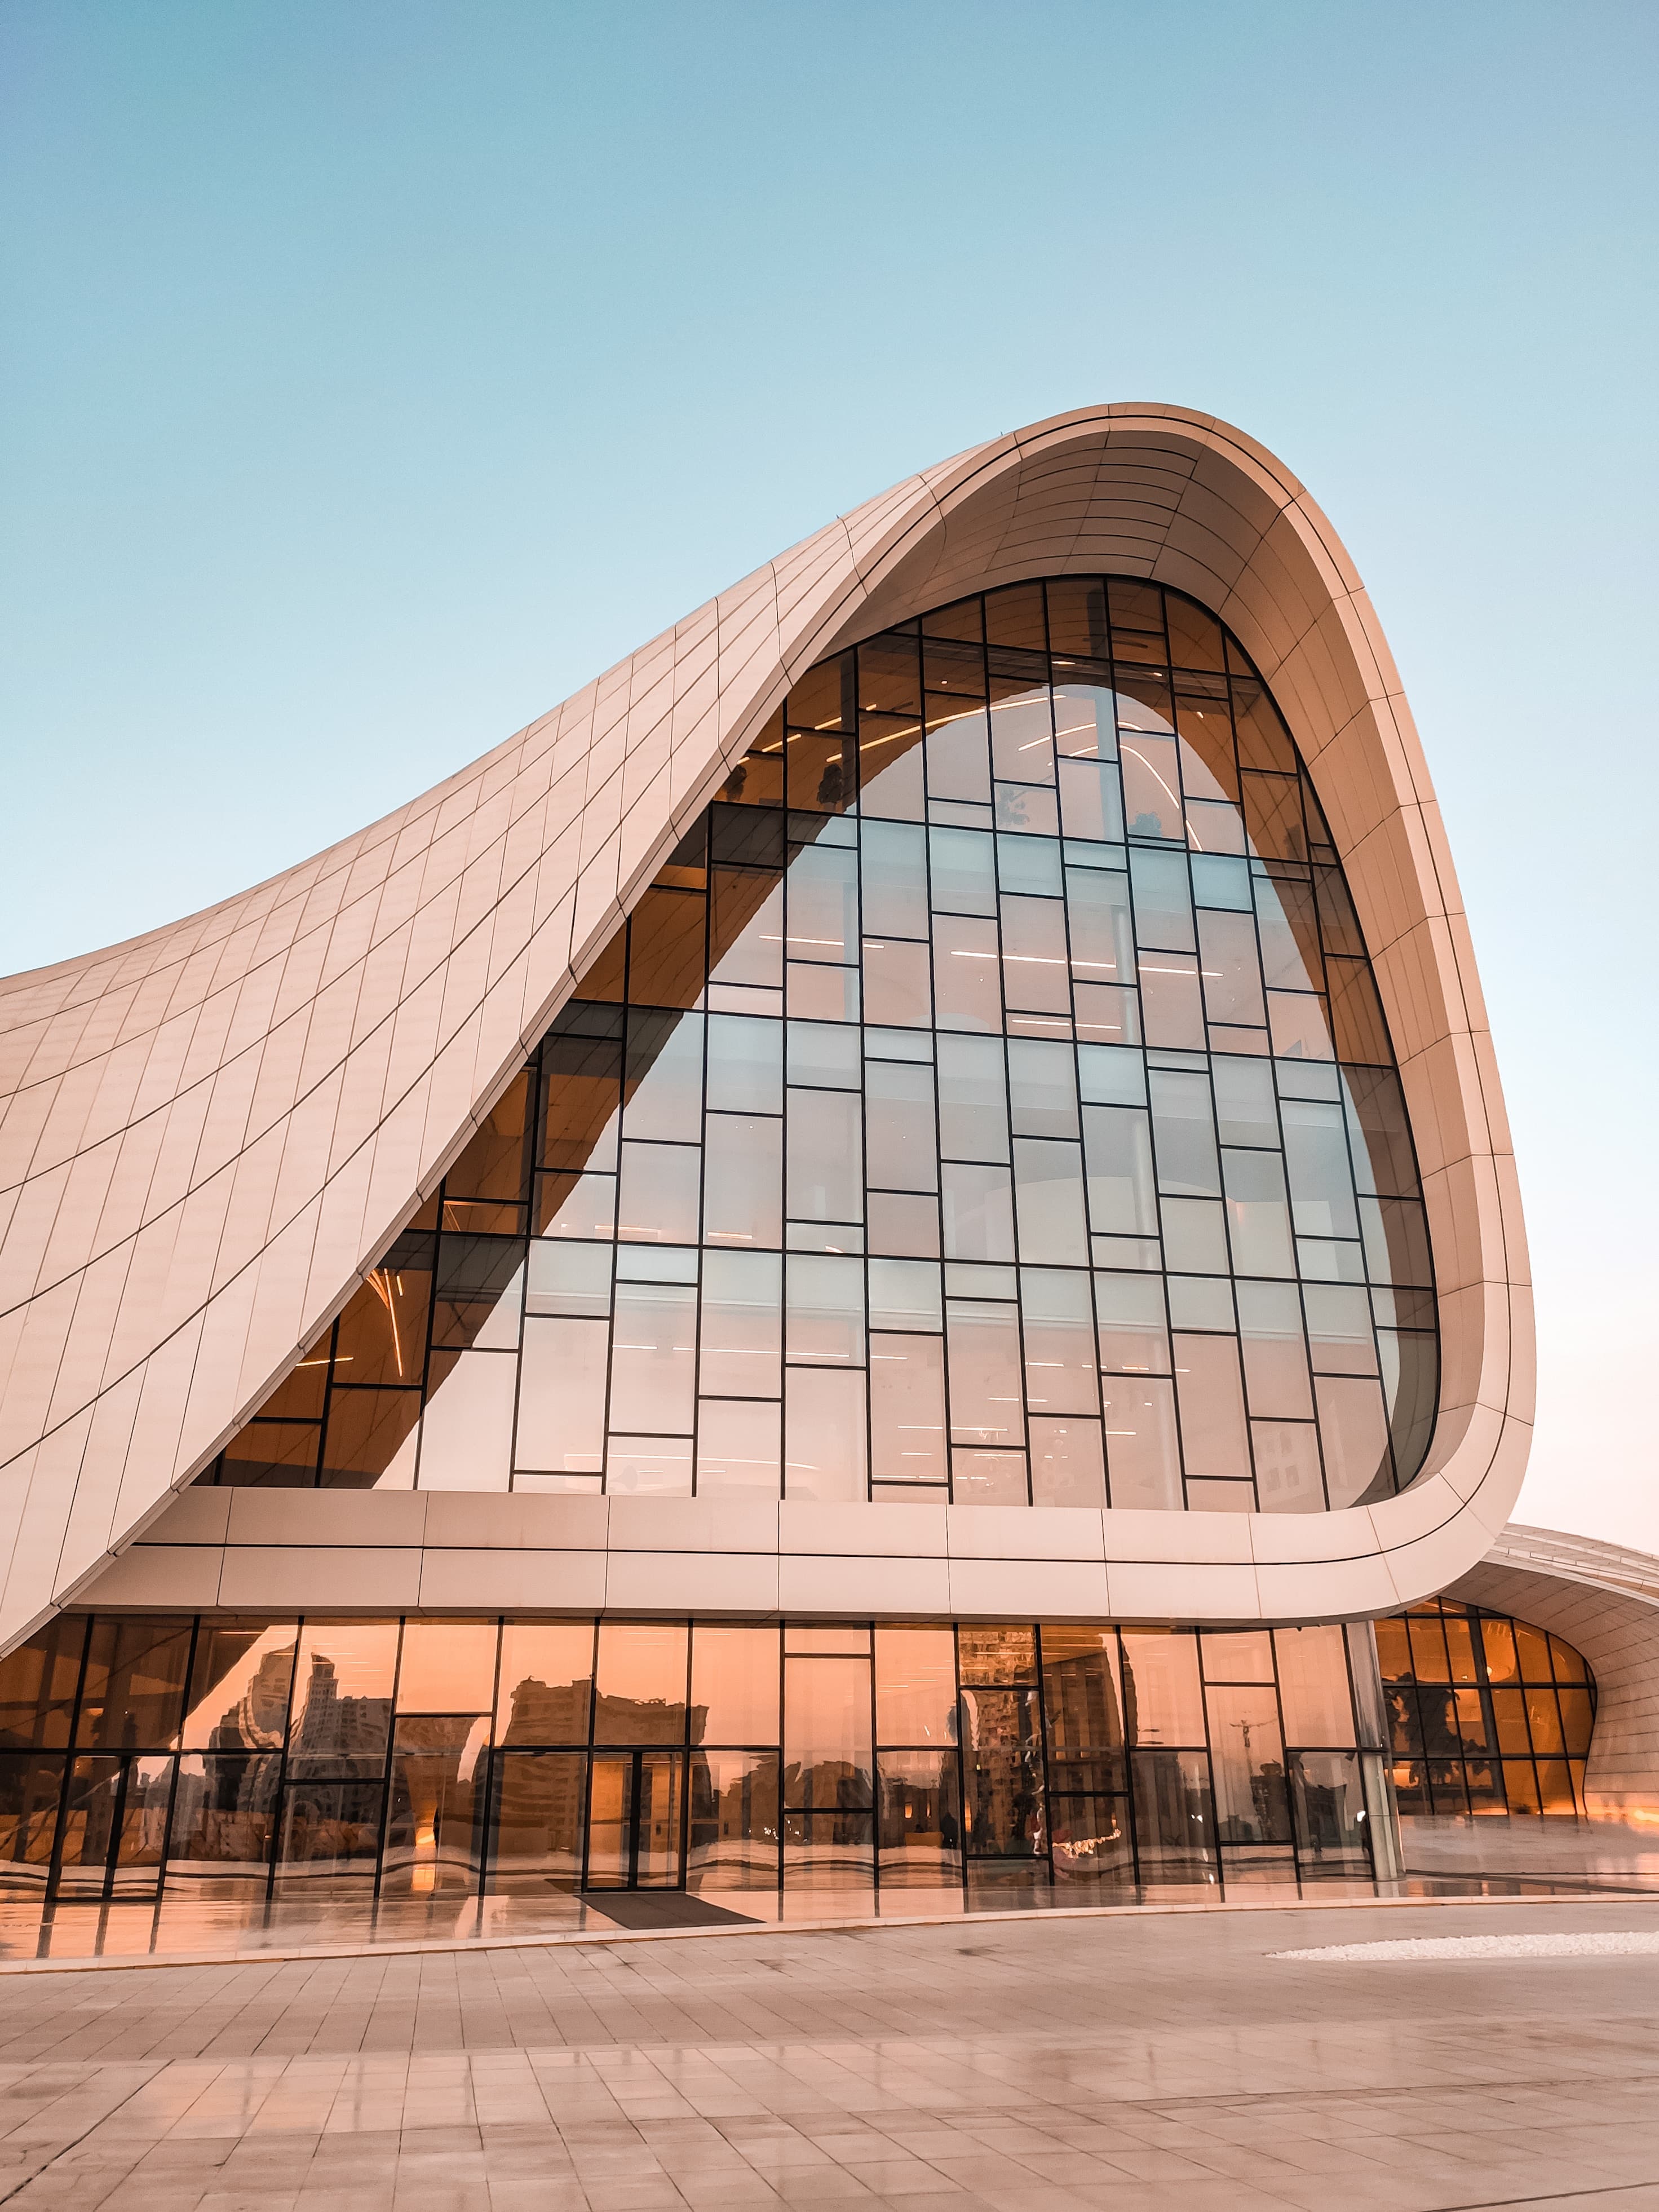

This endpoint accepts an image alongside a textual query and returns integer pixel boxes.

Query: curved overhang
[1447,1524,1659,1815]
[0,403,1531,1646]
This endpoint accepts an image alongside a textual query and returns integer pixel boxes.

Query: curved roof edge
[1450,1522,1659,1810]
[0,403,1532,1648]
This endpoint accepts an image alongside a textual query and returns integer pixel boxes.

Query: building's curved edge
[0,404,1530,1648]
[1447,1524,1659,1813]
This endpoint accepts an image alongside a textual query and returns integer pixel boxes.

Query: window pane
[0,1619,85,1753]
[692,1626,781,1743]
[1206,1685,1291,1848]
[936,1033,1008,1159]
[958,1627,1037,1683]
[1558,1686,1594,1760]
[162,1752,277,1892]
[700,1250,782,1397]
[946,1301,1024,1449]
[497,1624,594,1745]
[55,1755,121,1896]
[1058,760,1126,844]
[1121,731,1183,840]
[1000,896,1069,1014]
[786,1253,865,1366]
[861,819,927,935]
[180,1625,294,1756]
[785,1367,867,1501]
[696,1397,781,1494]
[862,935,932,1027]
[382,1714,488,1896]
[618,1142,700,1244]
[608,1282,697,1434]
[941,1161,1016,1262]
[1029,1415,1106,1506]
[875,1628,958,1746]
[865,1059,937,1191]
[879,1750,962,1887]
[1283,1098,1360,1238]
[431,1234,524,1349]
[690,1750,780,1889]
[710,869,783,984]
[1223,1149,1296,1276]
[1273,1627,1355,1746]
[870,1334,947,1484]
[1120,1631,1205,1746]
[1314,1374,1392,1507]
[1021,1269,1099,1415]
[517,1317,607,1474]
[608,1434,696,1495]
[488,1750,585,1893]
[1174,1334,1251,1482]
[704,1112,782,1248]
[961,1687,1044,1857]
[1013,1138,1088,1265]
[1103,1376,1181,1509]
[787,1089,862,1222]
[287,1623,397,1778]
[1480,1615,1520,1685]
[1289,1750,1369,1877]
[397,1621,497,1715]
[110,1755,176,1898]
[785,1657,873,1811]
[1083,1106,1157,1235]
[417,1351,515,1491]
[335,1260,432,1389]
[933,913,1002,1031]
[595,1623,687,1746]
[706,1013,782,1114]
[1251,1420,1325,1512]
[1041,1627,1126,1791]
[1051,1792,1134,1893]
[76,1618,193,1751]
[0,1754,65,1896]
[276,1781,384,1889]
[1237,1281,1313,1418]
[927,709,992,806]
[788,845,857,962]
[541,1027,622,1175]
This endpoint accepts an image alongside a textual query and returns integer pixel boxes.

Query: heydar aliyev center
[1,404,1654,1919]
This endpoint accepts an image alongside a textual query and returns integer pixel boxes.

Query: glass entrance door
[585,1751,684,1889]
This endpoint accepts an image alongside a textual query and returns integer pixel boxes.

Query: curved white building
[0,405,1631,1918]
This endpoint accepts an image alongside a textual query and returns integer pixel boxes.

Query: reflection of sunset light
[367,1268,405,1376]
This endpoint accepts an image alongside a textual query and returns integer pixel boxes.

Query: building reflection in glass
[0,1604,1561,1906]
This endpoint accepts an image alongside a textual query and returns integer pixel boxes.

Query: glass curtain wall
[1377,1597,1598,1818]
[0,1611,1384,1905]
[197,576,1437,1513]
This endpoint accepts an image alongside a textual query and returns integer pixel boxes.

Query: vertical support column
[1346,1621,1404,1882]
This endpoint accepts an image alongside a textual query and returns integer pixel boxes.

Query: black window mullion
[44,1614,94,1904]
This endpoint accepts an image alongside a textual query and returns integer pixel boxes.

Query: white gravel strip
[1274,1930,1659,1962]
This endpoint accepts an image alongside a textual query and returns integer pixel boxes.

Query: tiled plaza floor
[1,1898,1657,2210]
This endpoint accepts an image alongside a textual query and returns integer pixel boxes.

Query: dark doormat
[579,1890,759,1930]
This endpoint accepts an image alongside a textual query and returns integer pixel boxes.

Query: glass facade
[1377,1597,1596,1818]
[198,576,1436,1513]
[0,1611,1381,1906]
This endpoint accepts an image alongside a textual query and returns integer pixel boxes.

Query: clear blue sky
[3,1,1654,1547]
